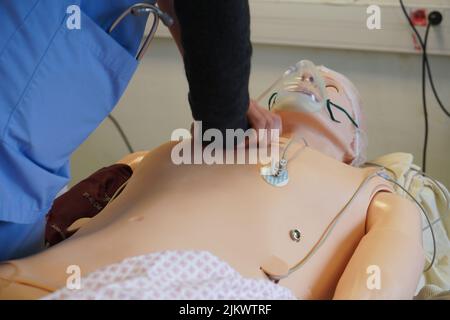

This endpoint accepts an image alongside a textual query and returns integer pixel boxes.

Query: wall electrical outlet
[410,8,428,26]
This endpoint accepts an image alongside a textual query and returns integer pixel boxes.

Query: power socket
[410,8,428,27]
[407,8,445,51]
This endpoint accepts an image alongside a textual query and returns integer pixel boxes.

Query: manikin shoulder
[302,146,423,240]
[366,191,422,238]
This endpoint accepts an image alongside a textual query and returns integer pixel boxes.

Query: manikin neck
[277,110,349,165]
[277,115,315,147]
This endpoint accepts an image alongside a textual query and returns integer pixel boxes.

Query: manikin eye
[326,84,339,93]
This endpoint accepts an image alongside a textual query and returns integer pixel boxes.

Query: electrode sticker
[260,165,289,187]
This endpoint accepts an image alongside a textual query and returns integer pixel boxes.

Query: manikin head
[267,61,367,166]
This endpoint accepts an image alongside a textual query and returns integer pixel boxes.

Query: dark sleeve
[174,0,252,134]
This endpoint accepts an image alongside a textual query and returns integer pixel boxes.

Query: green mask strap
[326,99,359,128]
[268,92,278,111]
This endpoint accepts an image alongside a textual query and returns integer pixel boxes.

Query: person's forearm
[174,0,252,134]
[157,0,183,55]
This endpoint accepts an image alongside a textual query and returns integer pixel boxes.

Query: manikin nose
[300,72,315,84]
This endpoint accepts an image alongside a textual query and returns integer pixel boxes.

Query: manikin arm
[333,192,424,299]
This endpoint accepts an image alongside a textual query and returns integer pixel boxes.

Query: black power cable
[422,24,430,172]
[427,11,449,118]
[400,2,449,117]
[399,0,449,173]
[108,114,135,153]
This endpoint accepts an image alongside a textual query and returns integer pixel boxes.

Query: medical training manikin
[0,62,426,300]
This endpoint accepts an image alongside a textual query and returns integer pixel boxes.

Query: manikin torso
[0,139,421,300]
[0,65,424,300]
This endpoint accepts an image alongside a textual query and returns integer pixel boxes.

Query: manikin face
[271,62,365,166]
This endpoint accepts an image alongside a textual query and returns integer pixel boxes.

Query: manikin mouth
[296,88,320,103]
[286,84,322,104]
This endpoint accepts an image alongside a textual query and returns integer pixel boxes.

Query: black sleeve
[174,0,252,134]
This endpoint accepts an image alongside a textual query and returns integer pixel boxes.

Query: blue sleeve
[0,0,148,223]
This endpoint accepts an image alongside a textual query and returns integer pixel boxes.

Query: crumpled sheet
[43,250,296,300]
[370,153,450,300]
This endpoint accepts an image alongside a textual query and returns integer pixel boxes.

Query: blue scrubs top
[0,0,150,226]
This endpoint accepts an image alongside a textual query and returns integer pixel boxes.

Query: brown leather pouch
[45,164,132,247]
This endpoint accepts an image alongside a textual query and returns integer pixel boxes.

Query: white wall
[70,38,450,187]
[240,0,450,55]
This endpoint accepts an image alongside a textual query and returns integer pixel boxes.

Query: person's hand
[247,99,282,142]
[188,100,282,147]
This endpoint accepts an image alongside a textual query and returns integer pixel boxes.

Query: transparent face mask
[256,60,327,113]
